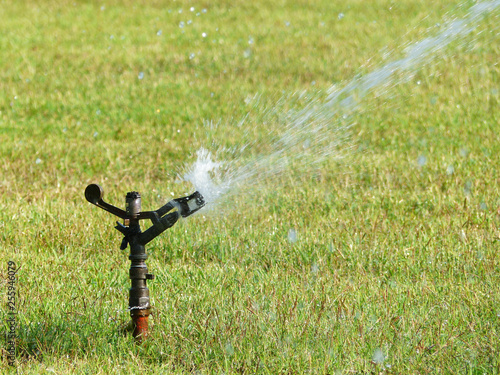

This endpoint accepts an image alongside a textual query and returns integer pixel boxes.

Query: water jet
[84,183,205,342]
[183,0,500,209]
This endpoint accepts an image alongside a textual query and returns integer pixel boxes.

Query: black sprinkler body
[84,183,205,342]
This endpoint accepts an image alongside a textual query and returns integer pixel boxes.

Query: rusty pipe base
[131,308,151,343]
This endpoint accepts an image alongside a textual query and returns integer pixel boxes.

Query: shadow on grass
[4,317,132,365]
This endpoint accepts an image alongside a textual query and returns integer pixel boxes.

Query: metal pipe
[125,191,153,342]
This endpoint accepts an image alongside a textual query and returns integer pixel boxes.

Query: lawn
[1,0,499,373]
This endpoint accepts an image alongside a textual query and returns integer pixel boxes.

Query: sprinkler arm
[85,184,205,246]
[84,183,128,219]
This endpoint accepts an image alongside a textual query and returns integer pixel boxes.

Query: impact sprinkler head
[84,184,205,342]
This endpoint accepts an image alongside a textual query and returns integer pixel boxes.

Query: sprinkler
[84,183,205,342]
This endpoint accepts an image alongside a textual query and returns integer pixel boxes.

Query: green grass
[1,0,500,373]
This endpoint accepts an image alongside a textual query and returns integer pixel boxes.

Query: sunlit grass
[1,0,499,373]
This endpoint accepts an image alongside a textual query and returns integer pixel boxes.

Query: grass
[1,0,500,373]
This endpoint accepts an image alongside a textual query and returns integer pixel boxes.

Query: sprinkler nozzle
[173,191,205,217]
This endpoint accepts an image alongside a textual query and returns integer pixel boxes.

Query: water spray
[84,183,205,342]
[183,1,500,205]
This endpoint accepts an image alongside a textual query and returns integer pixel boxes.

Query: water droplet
[179,21,185,28]
[96,109,101,115]
[225,342,234,356]
[338,12,345,20]
[35,158,42,164]
[372,348,384,364]
[288,229,297,243]
[202,32,207,38]
[459,148,468,157]
[480,202,487,210]
[446,164,454,175]
[100,5,105,11]
[464,180,473,195]
[243,49,251,58]
[417,80,421,85]
[187,20,192,25]
[93,131,98,137]
[190,6,195,12]
[138,72,144,80]
[157,29,162,36]
[285,21,290,27]
[417,155,427,166]
[311,263,319,274]
[189,53,195,60]
[248,36,254,44]
[202,8,207,13]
